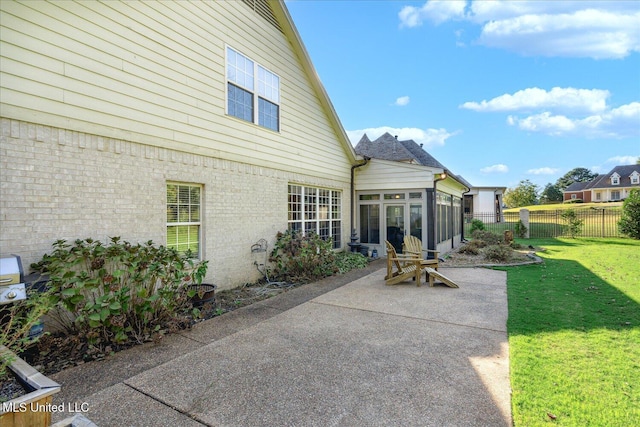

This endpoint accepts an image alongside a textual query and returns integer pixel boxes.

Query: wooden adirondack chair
[403,235,459,288]
[402,235,439,271]
[385,240,424,286]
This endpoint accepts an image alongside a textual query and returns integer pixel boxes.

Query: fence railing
[464,209,623,238]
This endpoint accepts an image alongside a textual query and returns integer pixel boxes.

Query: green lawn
[504,202,622,212]
[504,238,640,426]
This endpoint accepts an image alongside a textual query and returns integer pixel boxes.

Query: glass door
[385,205,405,253]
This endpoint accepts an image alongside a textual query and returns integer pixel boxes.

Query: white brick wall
[0,119,351,289]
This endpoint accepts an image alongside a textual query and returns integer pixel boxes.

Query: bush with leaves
[619,188,640,239]
[334,251,368,274]
[269,230,338,283]
[30,237,206,349]
[561,209,584,238]
[514,220,527,238]
[484,245,512,263]
[470,219,485,233]
[1,288,55,379]
[458,242,480,255]
[471,230,503,246]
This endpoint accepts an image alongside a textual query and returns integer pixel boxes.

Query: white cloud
[394,96,410,106]
[347,126,458,148]
[400,1,640,59]
[528,167,559,175]
[399,0,466,27]
[461,87,609,114]
[508,102,640,138]
[480,164,509,173]
[607,155,640,165]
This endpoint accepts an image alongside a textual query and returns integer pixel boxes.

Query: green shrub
[484,245,512,262]
[269,230,337,283]
[1,288,55,379]
[514,220,527,238]
[470,219,485,233]
[334,251,368,274]
[458,242,480,255]
[561,209,584,238]
[471,230,503,245]
[30,237,205,348]
[619,188,640,239]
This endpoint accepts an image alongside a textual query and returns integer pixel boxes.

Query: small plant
[514,220,528,238]
[484,245,512,262]
[269,230,337,283]
[458,243,480,255]
[510,242,524,250]
[561,209,584,238]
[1,288,55,379]
[470,219,485,233]
[471,230,503,245]
[334,251,368,274]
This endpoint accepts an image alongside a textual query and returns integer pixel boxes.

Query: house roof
[354,132,470,189]
[563,165,640,193]
[591,165,640,189]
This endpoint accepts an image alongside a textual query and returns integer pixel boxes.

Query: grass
[504,202,622,212]
[504,238,640,426]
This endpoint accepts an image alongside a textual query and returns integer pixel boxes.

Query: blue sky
[285,0,640,189]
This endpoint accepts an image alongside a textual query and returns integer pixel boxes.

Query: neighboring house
[353,133,469,256]
[563,165,640,203]
[464,187,506,223]
[0,0,358,289]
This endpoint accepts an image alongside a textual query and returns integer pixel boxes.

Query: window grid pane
[257,65,279,103]
[167,183,201,257]
[287,185,342,249]
[227,47,254,90]
[228,83,253,123]
[258,98,279,131]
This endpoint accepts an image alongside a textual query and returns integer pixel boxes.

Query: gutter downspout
[429,170,448,256]
[461,185,471,241]
[350,156,370,240]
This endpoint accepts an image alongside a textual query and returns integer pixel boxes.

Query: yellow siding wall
[355,160,435,191]
[0,0,352,181]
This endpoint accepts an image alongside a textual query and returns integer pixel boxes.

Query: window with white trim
[631,172,639,184]
[167,183,202,257]
[611,173,620,185]
[227,47,280,131]
[288,184,342,248]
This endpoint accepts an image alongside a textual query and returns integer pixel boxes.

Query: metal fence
[464,209,623,238]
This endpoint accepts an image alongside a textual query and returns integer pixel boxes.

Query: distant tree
[503,180,539,208]
[619,188,640,239]
[555,167,598,190]
[540,183,563,204]
[636,157,640,165]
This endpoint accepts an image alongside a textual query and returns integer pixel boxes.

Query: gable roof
[270,1,357,163]
[355,132,446,167]
[354,132,470,189]
[592,165,640,189]
[563,165,640,193]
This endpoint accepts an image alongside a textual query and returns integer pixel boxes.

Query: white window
[611,173,620,185]
[596,192,602,201]
[630,172,640,184]
[611,190,621,200]
[571,194,577,200]
[288,184,342,248]
[167,183,202,257]
[227,47,280,131]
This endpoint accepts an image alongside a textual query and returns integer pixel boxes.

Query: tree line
[503,167,599,208]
